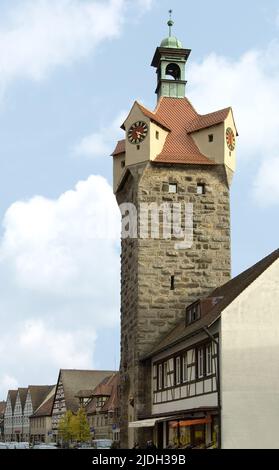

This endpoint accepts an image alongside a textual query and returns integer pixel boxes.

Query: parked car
[91,439,112,449]
[32,443,57,449]
[5,442,29,449]
[0,442,9,449]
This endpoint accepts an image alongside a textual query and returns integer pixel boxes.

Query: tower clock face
[128,121,148,144]
[226,127,236,151]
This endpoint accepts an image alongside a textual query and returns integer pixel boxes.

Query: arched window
[165,63,181,80]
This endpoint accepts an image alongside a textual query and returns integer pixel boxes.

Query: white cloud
[0,0,123,87]
[0,0,154,90]
[187,40,279,205]
[74,110,126,158]
[0,374,18,393]
[19,319,96,369]
[0,175,121,398]
[253,156,279,207]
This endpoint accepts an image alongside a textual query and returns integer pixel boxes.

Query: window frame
[196,183,206,195]
[168,183,177,194]
[175,356,181,385]
[158,363,163,390]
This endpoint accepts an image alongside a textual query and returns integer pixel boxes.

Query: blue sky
[0,0,278,398]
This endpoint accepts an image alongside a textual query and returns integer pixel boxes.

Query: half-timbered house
[130,249,279,449]
[51,369,115,442]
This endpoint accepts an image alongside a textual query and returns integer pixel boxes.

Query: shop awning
[169,417,212,428]
[129,417,174,428]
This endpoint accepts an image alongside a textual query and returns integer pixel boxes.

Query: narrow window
[206,344,212,375]
[170,275,175,290]
[175,356,181,385]
[197,347,205,378]
[155,130,159,140]
[136,144,140,150]
[163,362,168,388]
[168,183,177,194]
[182,354,188,383]
[121,160,125,168]
[158,364,163,390]
[208,134,214,142]
[197,183,205,195]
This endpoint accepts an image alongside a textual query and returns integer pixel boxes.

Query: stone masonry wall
[117,162,231,448]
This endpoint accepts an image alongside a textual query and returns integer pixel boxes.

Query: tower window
[121,160,125,168]
[170,275,175,290]
[197,183,205,195]
[208,134,214,142]
[168,183,177,194]
[136,145,140,150]
[166,63,181,80]
[155,130,159,140]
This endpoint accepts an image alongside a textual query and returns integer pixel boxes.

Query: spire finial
[167,9,174,37]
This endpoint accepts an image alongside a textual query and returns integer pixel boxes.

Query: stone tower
[111,18,237,448]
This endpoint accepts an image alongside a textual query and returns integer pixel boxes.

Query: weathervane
[167,9,174,37]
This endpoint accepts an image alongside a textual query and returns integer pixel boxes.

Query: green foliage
[58,410,75,443]
[72,407,91,443]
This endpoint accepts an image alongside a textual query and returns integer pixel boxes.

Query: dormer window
[186,302,201,325]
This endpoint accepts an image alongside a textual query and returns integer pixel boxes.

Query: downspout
[202,327,221,449]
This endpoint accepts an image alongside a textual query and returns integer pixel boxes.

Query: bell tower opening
[151,11,191,100]
[165,63,181,80]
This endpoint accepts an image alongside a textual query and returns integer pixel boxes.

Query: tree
[58,410,75,444]
[72,407,91,443]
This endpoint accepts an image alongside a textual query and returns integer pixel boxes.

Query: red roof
[186,107,231,133]
[153,97,215,165]
[112,97,233,165]
[136,102,171,131]
[111,139,125,156]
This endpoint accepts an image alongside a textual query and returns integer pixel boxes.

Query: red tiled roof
[153,97,215,165]
[102,373,119,412]
[136,102,171,131]
[111,139,125,156]
[186,107,231,133]
[86,373,120,414]
[111,97,234,165]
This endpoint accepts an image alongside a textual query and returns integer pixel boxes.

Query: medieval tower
[111,17,237,448]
